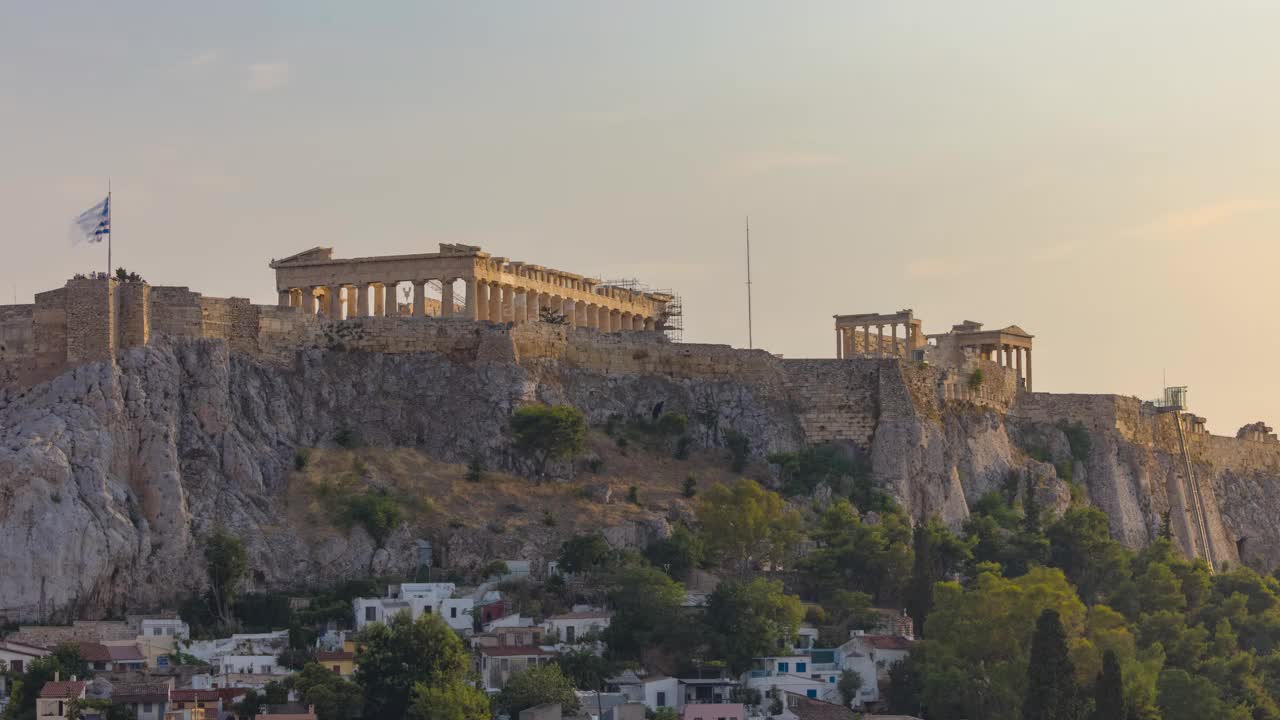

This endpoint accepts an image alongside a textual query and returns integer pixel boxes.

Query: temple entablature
[269,243,671,332]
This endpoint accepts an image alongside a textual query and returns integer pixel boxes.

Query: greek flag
[73,196,111,244]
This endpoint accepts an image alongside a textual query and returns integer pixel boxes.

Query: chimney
[54,670,60,682]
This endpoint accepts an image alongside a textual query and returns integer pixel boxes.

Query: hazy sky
[4,2,1279,434]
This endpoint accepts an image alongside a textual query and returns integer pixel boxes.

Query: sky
[3,1,1280,434]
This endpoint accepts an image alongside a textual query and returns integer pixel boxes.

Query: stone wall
[199,297,260,356]
[780,359,883,446]
[149,286,203,339]
[117,282,150,349]
[64,278,115,366]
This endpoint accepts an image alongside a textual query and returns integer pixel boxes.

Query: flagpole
[107,179,112,279]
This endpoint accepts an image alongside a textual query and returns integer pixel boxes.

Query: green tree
[699,479,802,575]
[707,577,804,673]
[801,500,913,604]
[645,524,704,581]
[289,663,363,720]
[1156,668,1223,720]
[205,527,249,627]
[1091,649,1126,720]
[4,645,88,720]
[409,680,490,720]
[723,428,751,472]
[558,533,614,575]
[510,405,586,478]
[1048,507,1132,605]
[602,566,688,660]
[1023,609,1083,720]
[557,649,610,691]
[355,612,473,720]
[838,670,863,707]
[495,663,580,716]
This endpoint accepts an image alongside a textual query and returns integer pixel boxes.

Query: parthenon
[835,310,1034,391]
[270,243,672,332]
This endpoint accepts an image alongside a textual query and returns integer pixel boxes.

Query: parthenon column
[354,283,369,317]
[644,317,655,331]
[308,287,321,316]
[488,283,502,322]
[501,286,514,323]
[278,290,291,307]
[527,291,540,322]
[877,325,885,355]
[465,278,480,320]
[863,326,871,355]
[380,282,394,316]
[575,301,587,328]
[1026,348,1033,392]
[563,298,576,326]
[441,280,455,318]
[412,281,426,317]
[373,286,385,316]
[327,286,341,320]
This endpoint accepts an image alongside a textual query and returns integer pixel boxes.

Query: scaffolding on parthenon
[601,278,683,342]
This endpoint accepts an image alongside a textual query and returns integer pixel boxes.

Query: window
[806,689,818,698]
[656,691,666,707]
[153,627,162,636]
[143,704,153,713]
[566,626,576,643]
[450,607,457,618]
[10,660,21,672]
[778,662,789,672]
[365,606,377,622]
[157,656,170,668]
[333,665,341,673]
[166,627,175,636]
[500,658,510,671]
[796,662,807,672]
[828,676,836,683]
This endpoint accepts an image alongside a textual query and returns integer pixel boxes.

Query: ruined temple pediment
[1001,324,1033,337]
[270,247,334,267]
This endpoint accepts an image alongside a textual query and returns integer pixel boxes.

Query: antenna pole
[746,216,753,349]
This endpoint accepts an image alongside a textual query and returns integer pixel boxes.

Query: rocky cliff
[1,329,1277,622]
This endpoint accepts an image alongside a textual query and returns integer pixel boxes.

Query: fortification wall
[199,297,260,356]
[0,305,33,361]
[779,359,884,447]
[149,286,203,338]
[117,282,150,349]
[65,278,115,365]
[31,288,67,382]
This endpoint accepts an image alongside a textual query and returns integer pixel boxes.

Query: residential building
[354,583,474,634]
[78,642,146,672]
[519,703,561,720]
[36,679,87,719]
[136,618,190,669]
[680,703,747,720]
[471,624,544,649]
[477,646,558,692]
[606,670,678,712]
[185,631,288,665]
[258,703,318,719]
[545,610,611,646]
[836,633,915,708]
[603,703,646,720]
[482,613,536,634]
[676,674,741,706]
[776,692,860,720]
[169,689,223,718]
[1,640,51,706]
[743,654,842,705]
[315,642,356,677]
[110,680,174,720]
[213,654,282,677]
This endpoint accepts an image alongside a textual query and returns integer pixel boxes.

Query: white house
[214,654,283,676]
[607,670,680,712]
[741,656,838,705]
[139,617,190,641]
[354,583,474,634]
[0,640,51,708]
[545,611,611,646]
[185,630,289,665]
[836,633,915,708]
[483,613,536,634]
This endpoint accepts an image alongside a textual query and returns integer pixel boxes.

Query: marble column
[877,325,885,355]
[575,301,587,328]
[465,278,480,320]
[527,291,541,322]
[644,317,655,331]
[488,284,502,322]
[441,280,455,318]
[1026,348,1033,392]
[563,298,576,326]
[373,286,385,316]
[278,290,291,307]
[501,286,515,323]
[412,281,426,317]
[383,282,397,316]
[355,284,369,317]
[308,287,321,316]
[327,286,341,320]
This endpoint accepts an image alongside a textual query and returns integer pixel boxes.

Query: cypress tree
[1090,649,1126,720]
[1023,609,1081,720]
[905,524,935,636]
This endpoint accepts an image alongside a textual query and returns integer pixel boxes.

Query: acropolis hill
[1,244,1279,621]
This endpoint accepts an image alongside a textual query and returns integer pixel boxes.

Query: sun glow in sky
[4,1,1280,433]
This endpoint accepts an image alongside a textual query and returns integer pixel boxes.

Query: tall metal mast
[746,216,753,349]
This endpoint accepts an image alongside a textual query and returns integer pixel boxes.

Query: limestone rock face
[3,336,1280,622]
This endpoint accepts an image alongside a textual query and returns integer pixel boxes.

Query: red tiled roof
[863,635,914,651]
[77,642,145,663]
[172,689,223,702]
[315,650,355,662]
[548,612,612,621]
[785,693,859,720]
[478,646,557,657]
[39,681,86,699]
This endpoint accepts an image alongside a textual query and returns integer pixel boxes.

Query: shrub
[334,426,360,449]
[340,489,404,547]
[723,429,751,473]
[294,448,310,471]
[465,456,485,483]
[586,456,605,474]
[1059,421,1093,462]
[674,435,693,460]
[682,475,698,498]
[656,412,689,437]
[482,560,510,578]
[968,368,985,389]
[627,485,640,505]
[542,510,557,527]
